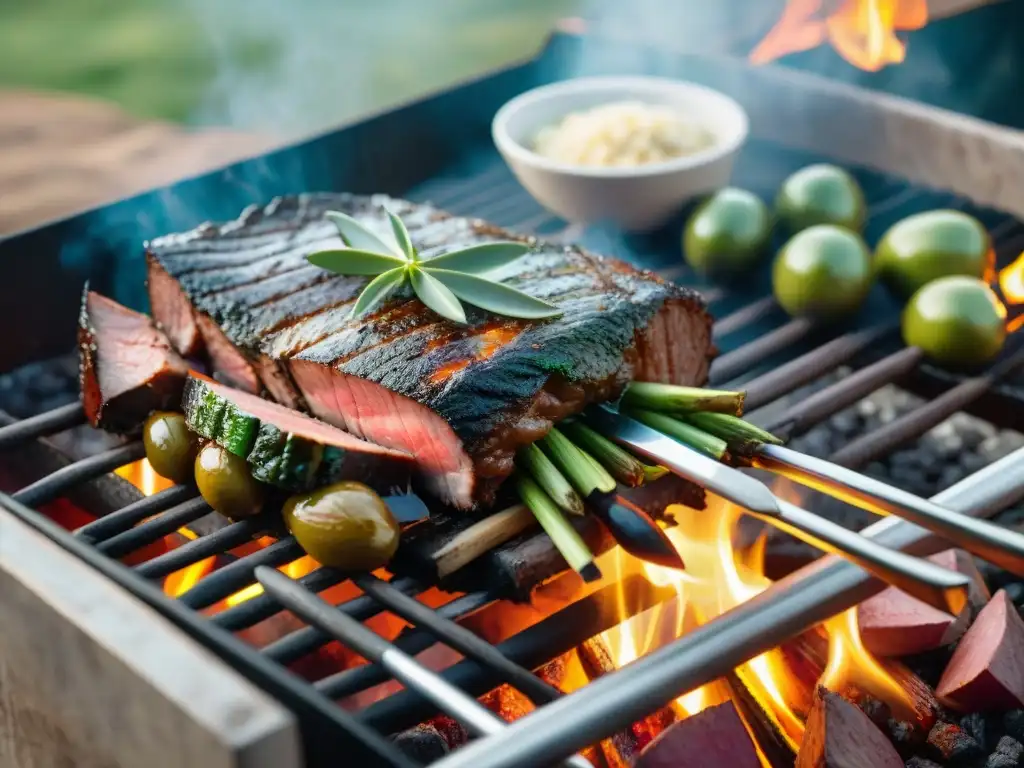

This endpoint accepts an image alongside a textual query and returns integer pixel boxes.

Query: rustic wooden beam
[937,589,1024,712]
[796,687,903,768]
[0,509,299,768]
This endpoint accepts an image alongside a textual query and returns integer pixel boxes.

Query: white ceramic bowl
[492,76,749,232]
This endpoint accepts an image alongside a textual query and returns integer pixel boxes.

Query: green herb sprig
[306,208,563,325]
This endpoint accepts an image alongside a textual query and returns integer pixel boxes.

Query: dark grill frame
[5,29,1024,768]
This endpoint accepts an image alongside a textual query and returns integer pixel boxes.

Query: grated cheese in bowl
[532,101,715,169]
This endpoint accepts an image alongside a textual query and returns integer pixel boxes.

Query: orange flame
[600,479,910,753]
[999,252,1024,333]
[750,0,929,72]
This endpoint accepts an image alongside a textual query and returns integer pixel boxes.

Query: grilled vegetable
[683,188,771,278]
[283,481,400,570]
[902,276,1006,366]
[772,225,873,321]
[182,373,411,493]
[142,411,198,484]
[775,164,866,233]
[194,443,267,520]
[876,210,993,299]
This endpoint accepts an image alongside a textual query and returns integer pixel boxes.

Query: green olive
[772,225,873,321]
[683,188,771,278]
[876,210,993,299]
[194,443,266,520]
[283,481,399,570]
[775,164,866,233]
[143,411,199,484]
[902,276,1006,366]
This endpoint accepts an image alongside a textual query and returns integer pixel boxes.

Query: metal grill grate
[4,138,1024,768]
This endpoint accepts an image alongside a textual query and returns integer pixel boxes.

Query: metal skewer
[754,442,1024,577]
[254,567,594,768]
[588,406,969,614]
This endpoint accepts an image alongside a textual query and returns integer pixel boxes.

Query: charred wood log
[722,671,797,767]
[937,589,1024,712]
[796,687,903,768]
[634,701,760,768]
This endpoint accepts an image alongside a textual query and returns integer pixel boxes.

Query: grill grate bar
[212,565,352,631]
[13,441,145,507]
[260,576,424,666]
[708,318,816,385]
[179,537,304,610]
[0,401,84,450]
[830,346,1024,468]
[353,573,561,706]
[759,346,924,438]
[711,296,781,342]
[315,590,497,701]
[74,485,196,543]
[134,515,271,579]
[743,323,897,413]
[96,496,211,558]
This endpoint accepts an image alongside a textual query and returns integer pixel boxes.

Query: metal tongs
[586,405,970,614]
[753,442,1024,577]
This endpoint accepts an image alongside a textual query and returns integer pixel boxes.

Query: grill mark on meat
[79,288,189,432]
[148,193,714,509]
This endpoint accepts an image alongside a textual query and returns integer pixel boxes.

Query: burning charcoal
[985,735,1024,768]
[392,724,451,761]
[797,687,903,768]
[937,591,1024,712]
[961,711,990,751]
[634,701,759,768]
[904,759,943,768]
[859,696,893,729]
[1005,710,1024,742]
[888,718,926,759]
[926,721,985,765]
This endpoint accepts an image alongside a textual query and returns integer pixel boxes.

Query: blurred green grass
[0,0,574,129]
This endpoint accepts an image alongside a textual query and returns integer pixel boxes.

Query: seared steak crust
[147,194,713,508]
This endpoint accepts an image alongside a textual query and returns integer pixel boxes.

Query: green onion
[516,474,600,582]
[540,428,617,497]
[626,408,728,460]
[621,382,745,416]
[642,463,669,483]
[516,443,584,516]
[682,412,782,456]
[560,421,646,487]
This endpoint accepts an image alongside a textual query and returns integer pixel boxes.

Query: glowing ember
[750,0,929,72]
[999,252,1024,333]
[224,554,319,607]
[115,459,174,497]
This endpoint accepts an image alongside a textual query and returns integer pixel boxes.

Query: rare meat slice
[78,289,190,431]
[147,194,714,509]
[182,372,414,493]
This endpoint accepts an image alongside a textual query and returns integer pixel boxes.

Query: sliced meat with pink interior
[182,372,414,494]
[78,288,190,432]
[147,194,714,509]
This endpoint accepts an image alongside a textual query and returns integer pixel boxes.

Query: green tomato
[876,210,993,299]
[143,411,198,484]
[195,443,266,520]
[772,225,873,321]
[683,188,771,278]
[902,276,1006,366]
[775,164,866,233]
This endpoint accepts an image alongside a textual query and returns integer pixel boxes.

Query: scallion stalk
[626,408,729,460]
[516,443,584,516]
[516,474,600,582]
[642,463,669,483]
[560,421,646,487]
[621,382,745,416]
[682,412,782,456]
[540,427,617,497]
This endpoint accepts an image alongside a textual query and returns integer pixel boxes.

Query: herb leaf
[422,242,531,275]
[326,211,400,256]
[307,249,407,275]
[423,268,563,319]
[410,267,467,324]
[351,266,407,317]
[386,208,416,261]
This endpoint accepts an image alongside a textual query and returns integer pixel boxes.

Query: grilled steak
[147,194,713,509]
[79,289,190,431]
